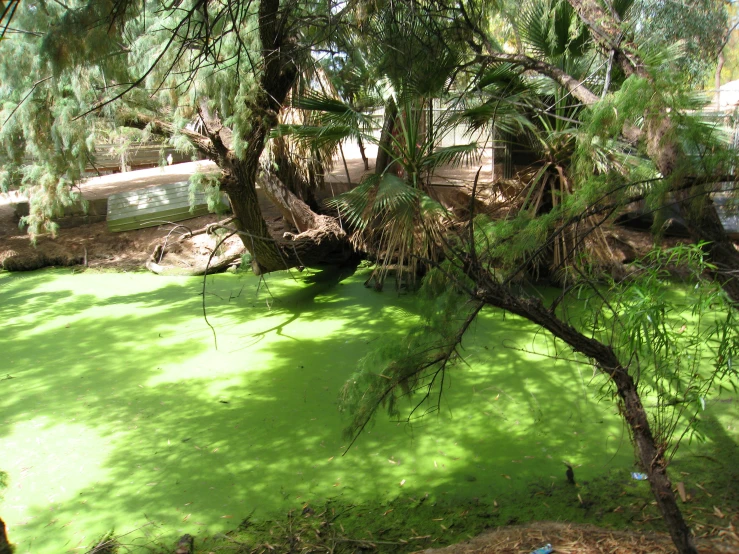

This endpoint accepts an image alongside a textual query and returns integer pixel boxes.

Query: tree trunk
[223,159,285,274]
[223,166,350,274]
[357,135,370,170]
[259,171,350,268]
[716,50,725,111]
[214,0,354,273]
[0,516,11,554]
[130,0,352,275]
[472,272,698,554]
[676,188,739,305]
[376,97,398,175]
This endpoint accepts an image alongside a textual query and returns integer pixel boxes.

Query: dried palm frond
[329,173,450,289]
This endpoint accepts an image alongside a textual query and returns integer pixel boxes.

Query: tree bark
[0,517,11,554]
[376,97,398,175]
[220,167,349,274]
[357,135,370,170]
[470,268,698,554]
[258,172,319,232]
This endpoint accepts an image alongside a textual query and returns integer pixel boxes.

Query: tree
[565,0,739,305]
[439,0,739,306]
[0,470,11,554]
[277,0,485,288]
[342,220,739,554]
[337,2,739,553]
[1,0,355,273]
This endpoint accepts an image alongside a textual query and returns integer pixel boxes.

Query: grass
[0,266,736,553]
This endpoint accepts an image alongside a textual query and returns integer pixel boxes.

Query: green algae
[0,267,736,552]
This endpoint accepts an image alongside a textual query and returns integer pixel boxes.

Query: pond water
[0,267,735,552]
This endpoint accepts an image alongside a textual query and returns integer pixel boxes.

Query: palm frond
[294,93,356,115]
[328,173,420,231]
[421,143,479,171]
[518,0,551,58]
[518,0,591,60]
[477,63,527,93]
[459,98,536,135]
[373,173,420,212]
[293,92,375,133]
[326,177,377,230]
[271,123,356,149]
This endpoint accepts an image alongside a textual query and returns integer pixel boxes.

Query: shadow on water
[0,268,729,552]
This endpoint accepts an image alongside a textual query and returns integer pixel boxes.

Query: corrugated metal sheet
[107,181,225,232]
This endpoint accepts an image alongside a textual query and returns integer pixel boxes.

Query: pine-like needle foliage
[340,265,481,445]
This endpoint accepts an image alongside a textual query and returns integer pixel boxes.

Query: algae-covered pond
[0,267,737,552]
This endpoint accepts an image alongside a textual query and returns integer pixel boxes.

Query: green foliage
[188,171,225,214]
[518,0,590,59]
[340,266,477,440]
[273,123,356,150]
[284,3,480,285]
[573,243,739,455]
[328,172,451,286]
[85,530,118,554]
[361,2,466,98]
[0,0,265,232]
[632,0,729,81]
[585,76,653,139]
[577,68,738,240]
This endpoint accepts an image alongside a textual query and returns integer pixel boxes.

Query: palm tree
[277,2,482,289]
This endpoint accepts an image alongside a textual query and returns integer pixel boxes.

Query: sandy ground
[0,146,497,272]
[421,521,739,554]
[0,161,238,272]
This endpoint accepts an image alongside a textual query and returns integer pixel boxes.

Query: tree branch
[481,52,600,106]
[121,113,219,160]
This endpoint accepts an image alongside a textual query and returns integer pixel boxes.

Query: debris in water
[677,482,687,502]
